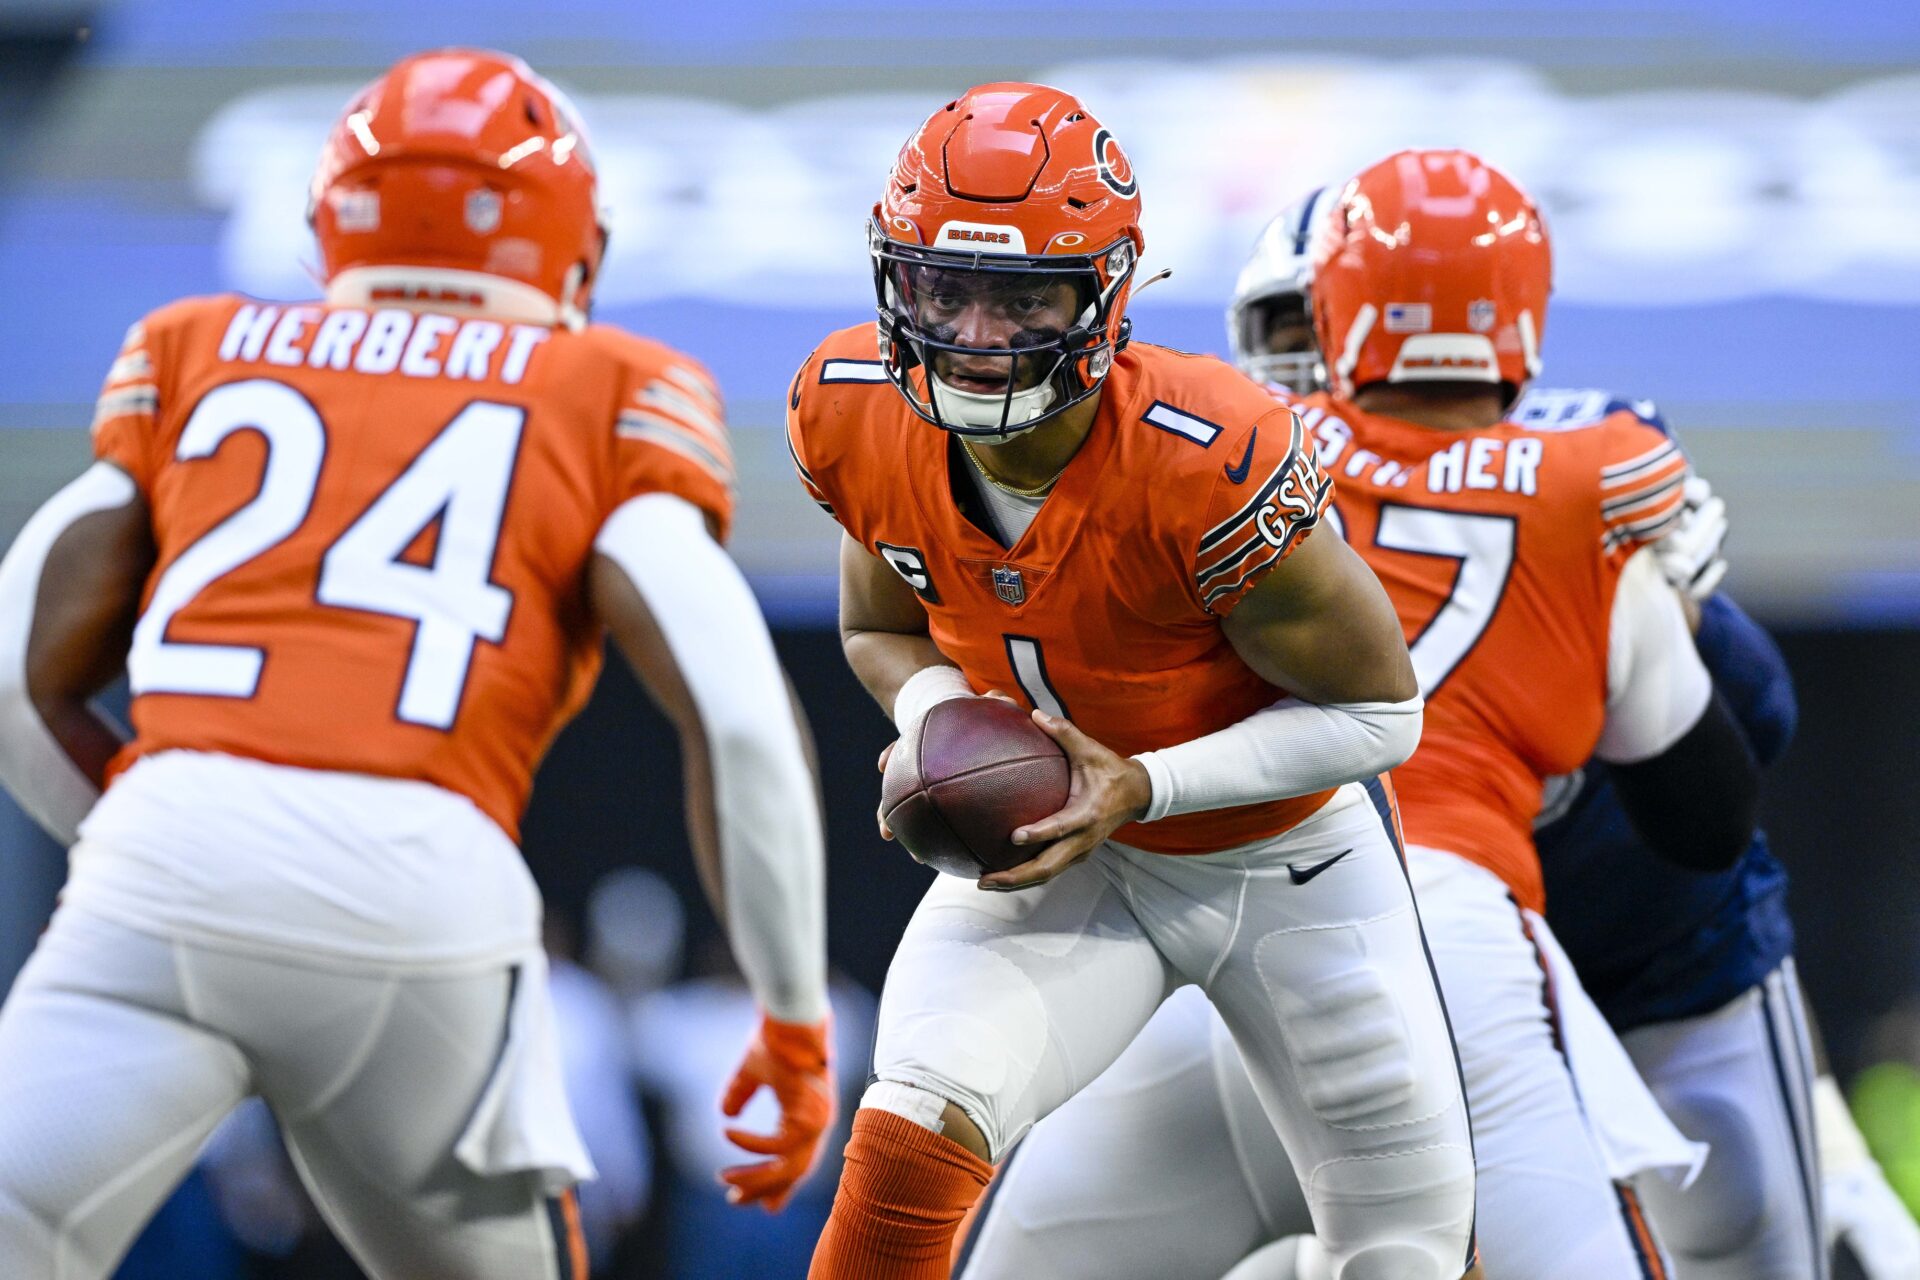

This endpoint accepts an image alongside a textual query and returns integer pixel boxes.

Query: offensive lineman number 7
[127,378,523,731]
[1371,503,1517,698]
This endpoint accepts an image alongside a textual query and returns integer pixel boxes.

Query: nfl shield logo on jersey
[992,565,1026,605]
[465,189,503,235]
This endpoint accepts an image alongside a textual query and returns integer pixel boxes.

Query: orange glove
[719,1012,835,1212]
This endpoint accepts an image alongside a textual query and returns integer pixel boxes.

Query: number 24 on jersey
[129,378,524,731]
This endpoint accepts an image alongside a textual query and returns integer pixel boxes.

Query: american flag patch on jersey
[1384,303,1432,333]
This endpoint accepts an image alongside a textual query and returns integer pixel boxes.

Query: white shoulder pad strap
[1595,545,1713,765]
[0,463,138,843]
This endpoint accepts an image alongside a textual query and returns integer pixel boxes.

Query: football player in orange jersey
[787,84,1480,1280]
[960,152,1769,1280]
[0,50,833,1280]
[971,177,1920,1280]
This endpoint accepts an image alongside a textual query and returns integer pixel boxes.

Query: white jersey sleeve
[1594,546,1713,764]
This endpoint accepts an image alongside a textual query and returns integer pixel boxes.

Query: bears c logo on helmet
[1093,128,1137,197]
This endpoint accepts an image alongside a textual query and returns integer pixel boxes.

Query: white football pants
[965,847,1682,1280]
[874,780,1477,1280]
[1216,963,1829,1280]
[0,906,587,1280]
[1623,958,1824,1280]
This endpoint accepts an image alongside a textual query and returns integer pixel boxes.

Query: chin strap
[927,373,1057,440]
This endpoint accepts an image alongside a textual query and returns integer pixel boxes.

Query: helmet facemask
[871,220,1134,443]
[1230,284,1324,394]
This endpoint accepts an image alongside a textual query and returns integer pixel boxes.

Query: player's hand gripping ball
[881,697,1070,877]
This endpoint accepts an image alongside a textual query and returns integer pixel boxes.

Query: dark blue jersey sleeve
[1694,593,1797,766]
[1605,396,1669,436]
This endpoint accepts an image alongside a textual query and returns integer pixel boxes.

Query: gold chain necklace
[959,438,1067,499]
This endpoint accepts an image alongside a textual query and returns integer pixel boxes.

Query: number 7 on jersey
[1371,504,1517,698]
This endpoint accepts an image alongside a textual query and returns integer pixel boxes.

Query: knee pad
[1309,1144,1476,1280]
[1255,925,1419,1126]
[1221,1235,1330,1280]
[872,933,1059,1161]
[1634,1092,1768,1256]
[1335,1241,1458,1280]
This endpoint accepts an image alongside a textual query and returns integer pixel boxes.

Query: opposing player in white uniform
[0,50,833,1280]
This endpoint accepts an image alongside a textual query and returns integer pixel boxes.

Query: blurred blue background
[3,0,1918,621]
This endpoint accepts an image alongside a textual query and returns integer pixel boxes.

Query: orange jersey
[788,324,1332,855]
[1281,391,1689,911]
[91,294,734,841]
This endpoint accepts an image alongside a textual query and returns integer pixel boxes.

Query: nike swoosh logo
[1224,427,1257,484]
[1288,848,1352,885]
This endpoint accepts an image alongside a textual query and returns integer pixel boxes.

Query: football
[880,697,1071,878]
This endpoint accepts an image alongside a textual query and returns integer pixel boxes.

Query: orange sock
[808,1108,994,1279]
[948,1163,998,1272]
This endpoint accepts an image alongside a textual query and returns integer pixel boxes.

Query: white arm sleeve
[593,494,827,1024]
[1595,546,1714,765]
[1132,694,1423,823]
[0,463,138,845]
[889,663,973,736]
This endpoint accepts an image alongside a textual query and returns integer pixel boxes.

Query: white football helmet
[1226,185,1333,392]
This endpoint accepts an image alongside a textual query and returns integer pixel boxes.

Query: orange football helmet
[309,49,605,328]
[1312,149,1550,399]
[871,82,1145,439]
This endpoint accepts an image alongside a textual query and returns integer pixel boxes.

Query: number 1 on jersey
[1004,635,1070,720]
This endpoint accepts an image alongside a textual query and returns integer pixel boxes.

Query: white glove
[1652,475,1728,601]
[1829,1165,1920,1279]
[1818,1075,1920,1279]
